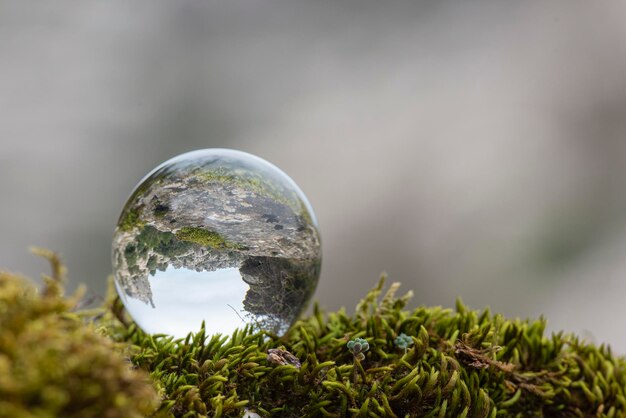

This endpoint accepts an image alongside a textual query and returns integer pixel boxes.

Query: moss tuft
[3,251,626,417]
[175,226,244,250]
[0,249,158,418]
[118,206,145,232]
[106,277,626,418]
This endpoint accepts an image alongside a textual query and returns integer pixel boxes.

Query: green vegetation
[118,205,146,232]
[347,337,371,385]
[119,225,243,287]
[394,333,413,354]
[3,252,626,417]
[197,167,313,226]
[113,278,626,417]
[175,226,244,250]
[347,337,370,361]
[123,225,194,275]
[0,249,157,418]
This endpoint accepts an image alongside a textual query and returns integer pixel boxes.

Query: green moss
[118,206,145,232]
[0,249,158,418]
[175,226,244,250]
[108,279,626,418]
[4,251,626,417]
[197,168,311,223]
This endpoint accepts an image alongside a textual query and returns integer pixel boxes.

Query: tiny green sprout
[347,337,370,385]
[347,337,370,361]
[395,332,413,354]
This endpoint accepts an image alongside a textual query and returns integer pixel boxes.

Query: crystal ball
[112,149,321,338]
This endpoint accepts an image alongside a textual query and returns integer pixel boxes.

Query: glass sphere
[112,149,321,338]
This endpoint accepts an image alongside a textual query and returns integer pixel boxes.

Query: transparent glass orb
[111,149,321,338]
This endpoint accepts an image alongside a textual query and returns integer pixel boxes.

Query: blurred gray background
[2,1,626,350]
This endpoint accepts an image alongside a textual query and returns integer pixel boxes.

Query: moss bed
[1,250,625,417]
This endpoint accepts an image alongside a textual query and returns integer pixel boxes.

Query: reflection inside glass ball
[112,149,321,338]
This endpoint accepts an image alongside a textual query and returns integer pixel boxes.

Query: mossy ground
[110,280,626,417]
[174,227,244,250]
[1,251,626,417]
